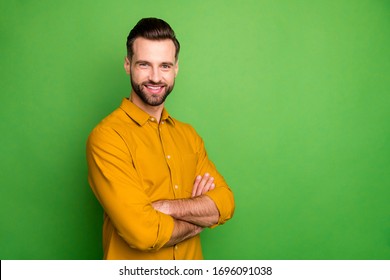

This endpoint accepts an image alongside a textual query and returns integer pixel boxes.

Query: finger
[192,175,202,197]
[195,173,210,197]
[200,177,214,195]
[196,173,214,196]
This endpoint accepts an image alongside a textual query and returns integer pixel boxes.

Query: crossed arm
[88,126,234,252]
[152,173,218,247]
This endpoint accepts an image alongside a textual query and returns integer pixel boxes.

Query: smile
[146,85,163,90]
[144,84,165,94]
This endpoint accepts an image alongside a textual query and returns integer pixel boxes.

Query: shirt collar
[119,98,175,126]
[161,107,176,126]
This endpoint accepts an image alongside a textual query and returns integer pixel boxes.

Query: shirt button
[150,117,155,122]
[174,245,178,250]
[161,121,165,124]
[174,185,179,189]
[167,155,171,159]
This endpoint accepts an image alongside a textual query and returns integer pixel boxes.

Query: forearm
[164,219,203,247]
[153,195,219,227]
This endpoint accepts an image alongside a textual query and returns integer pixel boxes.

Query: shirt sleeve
[86,125,175,251]
[190,127,235,227]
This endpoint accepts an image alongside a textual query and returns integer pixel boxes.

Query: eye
[161,64,172,70]
[137,62,149,69]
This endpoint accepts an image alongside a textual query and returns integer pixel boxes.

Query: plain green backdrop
[1,0,389,260]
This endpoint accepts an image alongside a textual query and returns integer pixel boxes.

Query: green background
[1,0,389,260]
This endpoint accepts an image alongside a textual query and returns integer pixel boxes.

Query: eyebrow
[135,60,150,65]
[135,60,175,66]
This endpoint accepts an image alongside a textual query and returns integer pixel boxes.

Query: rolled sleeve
[87,125,174,251]
[191,127,235,227]
[205,187,235,226]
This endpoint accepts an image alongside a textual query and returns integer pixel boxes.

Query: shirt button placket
[160,121,178,199]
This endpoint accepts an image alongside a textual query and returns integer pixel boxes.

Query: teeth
[147,86,162,90]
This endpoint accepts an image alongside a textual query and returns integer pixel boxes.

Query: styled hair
[126,17,180,60]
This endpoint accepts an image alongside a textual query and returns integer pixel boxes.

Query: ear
[124,56,131,75]
[174,60,179,77]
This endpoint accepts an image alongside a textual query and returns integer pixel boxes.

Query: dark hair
[126,18,180,60]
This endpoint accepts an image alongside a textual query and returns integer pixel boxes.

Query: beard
[130,77,174,107]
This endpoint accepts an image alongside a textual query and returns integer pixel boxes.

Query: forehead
[132,37,176,62]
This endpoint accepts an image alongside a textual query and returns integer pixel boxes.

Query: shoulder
[87,107,133,146]
[171,117,200,137]
[169,117,206,150]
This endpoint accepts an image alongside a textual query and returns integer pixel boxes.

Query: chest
[125,123,198,201]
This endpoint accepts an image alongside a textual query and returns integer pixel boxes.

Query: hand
[191,173,215,198]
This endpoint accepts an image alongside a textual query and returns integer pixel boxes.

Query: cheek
[164,72,176,83]
[131,70,147,82]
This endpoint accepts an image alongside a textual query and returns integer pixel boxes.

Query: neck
[129,92,164,123]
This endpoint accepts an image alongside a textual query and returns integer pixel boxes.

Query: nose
[149,67,161,83]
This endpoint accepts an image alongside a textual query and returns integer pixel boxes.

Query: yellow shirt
[86,98,235,259]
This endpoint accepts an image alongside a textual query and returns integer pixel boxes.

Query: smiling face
[125,37,178,111]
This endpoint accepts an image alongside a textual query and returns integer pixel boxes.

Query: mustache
[142,81,167,86]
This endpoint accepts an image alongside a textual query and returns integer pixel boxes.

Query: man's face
[125,37,178,107]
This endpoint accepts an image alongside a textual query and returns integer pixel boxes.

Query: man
[86,18,235,260]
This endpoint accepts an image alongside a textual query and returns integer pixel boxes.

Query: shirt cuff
[205,187,234,227]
